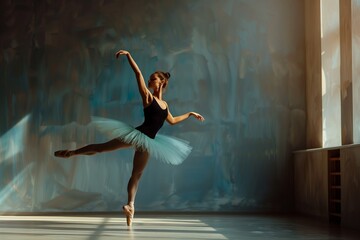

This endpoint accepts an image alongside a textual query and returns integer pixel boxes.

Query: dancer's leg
[127,150,149,204]
[54,138,131,158]
[123,150,149,226]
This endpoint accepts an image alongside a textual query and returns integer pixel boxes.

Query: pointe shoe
[123,204,135,226]
[54,150,73,158]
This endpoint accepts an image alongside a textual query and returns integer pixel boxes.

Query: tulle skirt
[91,117,192,165]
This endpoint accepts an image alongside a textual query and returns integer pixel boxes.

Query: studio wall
[0,0,305,212]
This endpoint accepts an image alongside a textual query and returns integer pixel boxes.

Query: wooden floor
[0,213,359,240]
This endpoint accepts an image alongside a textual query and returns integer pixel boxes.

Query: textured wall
[0,0,305,212]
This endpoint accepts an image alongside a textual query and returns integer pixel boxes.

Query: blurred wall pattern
[0,0,305,212]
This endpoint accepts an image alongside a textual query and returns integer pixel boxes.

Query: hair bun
[164,72,171,79]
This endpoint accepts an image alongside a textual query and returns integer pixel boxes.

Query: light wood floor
[0,213,359,240]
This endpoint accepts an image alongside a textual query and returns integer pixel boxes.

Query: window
[321,0,341,147]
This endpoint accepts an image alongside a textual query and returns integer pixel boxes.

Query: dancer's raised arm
[115,50,151,103]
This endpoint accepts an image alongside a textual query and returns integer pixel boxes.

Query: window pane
[321,0,341,147]
[353,0,360,143]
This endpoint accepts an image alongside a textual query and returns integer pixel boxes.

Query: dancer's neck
[153,90,162,100]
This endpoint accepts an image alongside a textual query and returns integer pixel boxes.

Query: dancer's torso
[135,98,168,139]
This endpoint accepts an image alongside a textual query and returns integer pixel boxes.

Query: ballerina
[54,50,204,226]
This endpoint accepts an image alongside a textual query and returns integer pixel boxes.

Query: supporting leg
[123,150,149,226]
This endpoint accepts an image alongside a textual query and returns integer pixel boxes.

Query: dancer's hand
[115,50,130,58]
[191,112,205,122]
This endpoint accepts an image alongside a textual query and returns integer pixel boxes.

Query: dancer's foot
[54,150,74,158]
[123,204,135,226]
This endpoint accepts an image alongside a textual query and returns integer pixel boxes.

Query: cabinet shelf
[328,149,341,225]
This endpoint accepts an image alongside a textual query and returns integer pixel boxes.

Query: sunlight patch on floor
[0,215,228,240]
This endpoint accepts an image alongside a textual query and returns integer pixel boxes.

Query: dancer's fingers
[195,114,205,121]
[115,50,129,58]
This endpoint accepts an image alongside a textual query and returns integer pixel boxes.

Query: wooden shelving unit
[328,149,341,224]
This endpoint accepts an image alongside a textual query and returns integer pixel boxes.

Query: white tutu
[91,117,192,165]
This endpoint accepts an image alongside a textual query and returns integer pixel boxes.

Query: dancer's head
[148,71,171,91]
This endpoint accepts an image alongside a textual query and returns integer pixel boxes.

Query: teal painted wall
[0,0,305,212]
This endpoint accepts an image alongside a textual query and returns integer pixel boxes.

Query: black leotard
[135,98,168,139]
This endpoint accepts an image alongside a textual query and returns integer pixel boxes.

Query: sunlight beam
[0,114,30,163]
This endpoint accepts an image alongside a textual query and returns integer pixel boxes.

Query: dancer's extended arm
[166,105,205,125]
[115,50,151,103]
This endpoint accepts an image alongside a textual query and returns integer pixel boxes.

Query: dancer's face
[148,74,163,90]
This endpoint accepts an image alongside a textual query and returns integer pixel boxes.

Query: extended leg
[54,138,131,158]
[123,150,149,226]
